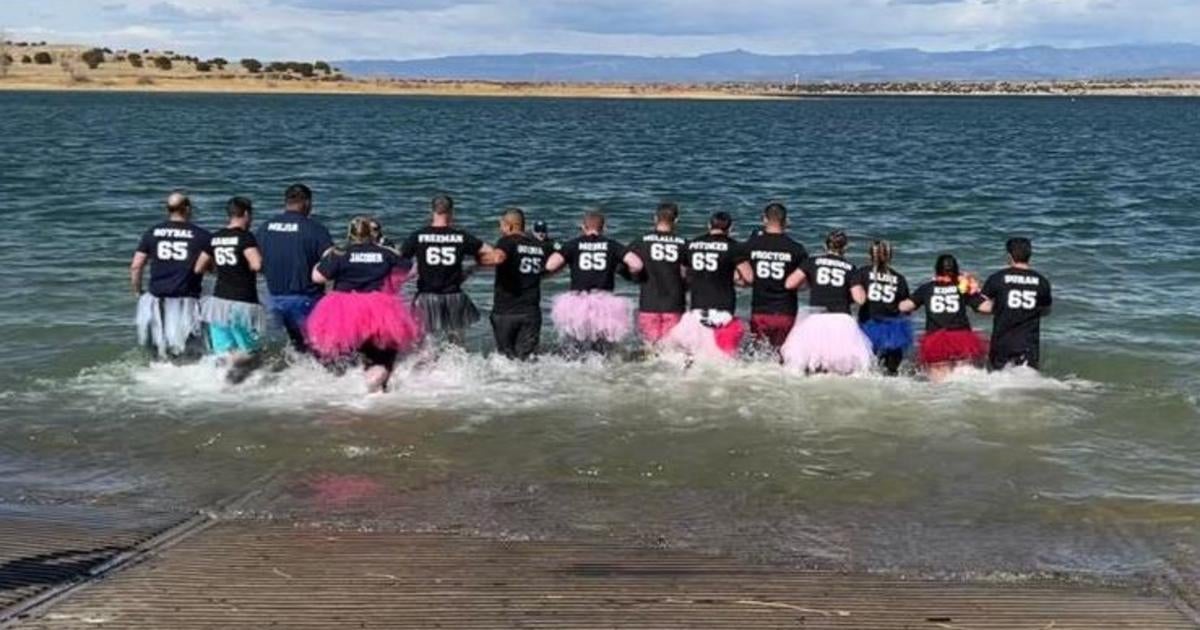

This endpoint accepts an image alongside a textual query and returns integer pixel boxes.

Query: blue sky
[2,0,1197,61]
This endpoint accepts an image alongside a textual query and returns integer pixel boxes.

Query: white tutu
[550,291,633,343]
[136,294,202,358]
[780,312,874,375]
[661,310,745,360]
[200,296,267,331]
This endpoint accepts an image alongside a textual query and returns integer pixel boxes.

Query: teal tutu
[861,317,914,353]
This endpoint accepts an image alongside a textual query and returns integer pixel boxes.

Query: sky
[1,0,1198,61]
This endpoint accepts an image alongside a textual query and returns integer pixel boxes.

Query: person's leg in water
[360,343,399,393]
[222,323,265,385]
[272,295,317,354]
[879,349,904,376]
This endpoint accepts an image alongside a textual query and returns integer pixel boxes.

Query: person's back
[686,232,745,313]
[254,184,332,352]
[622,202,687,345]
[662,212,752,359]
[801,252,856,315]
[849,241,913,376]
[744,203,807,348]
[545,210,634,350]
[981,237,1053,370]
[130,192,211,358]
[560,232,623,292]
[491,208,550,359]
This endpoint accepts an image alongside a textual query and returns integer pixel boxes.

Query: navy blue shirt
[317,243,406,293]
[256,211,334,297]
[136,220,211,298]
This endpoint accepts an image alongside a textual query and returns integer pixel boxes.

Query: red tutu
[306,291,424,359]
[918,329,987,365]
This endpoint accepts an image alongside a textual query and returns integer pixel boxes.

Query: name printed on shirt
[1005,274,1041,286]
[517,244,545,256]
[418,233,466,244]
[210,236,240,247]
[578,241,610,252]
[690,241,729,252]
[267,222,299,233]
[153,227,194,239]
[350,252,384,264]
[750,250,794,262]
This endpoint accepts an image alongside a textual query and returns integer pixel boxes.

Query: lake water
[0,92,1198,595]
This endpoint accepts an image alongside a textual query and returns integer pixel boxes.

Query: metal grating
[18,522,1197,629]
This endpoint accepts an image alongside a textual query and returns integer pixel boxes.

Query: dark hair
[226,196,253,218]
[284,183,312,207]
[583,210,606,231]
[655,201,679,224]
[432,194,454,216]
[935,253,960,281]
[1006,237,1032,264]
[869,240,893,273]
[502,207,526,232]
[709,211,733,232]
[825,230,848,254]
[763,202,787,225]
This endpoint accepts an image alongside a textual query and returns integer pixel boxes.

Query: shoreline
[3,76,1200,100]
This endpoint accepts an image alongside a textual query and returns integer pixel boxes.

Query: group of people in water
[129,184,1053,392]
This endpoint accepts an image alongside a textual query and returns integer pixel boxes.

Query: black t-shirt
[317,243,405,293]
[136,220,211,298]
[685,233,748,312]
[625,231,687,313]
[401,226,485,295]
[800,253,856,314]
[745,232,808,315]
[493,233,551,316]
[910,280,986,332]
[559,234,623,292]
[207,227,259,304]
[982,267,1053,351]
[256,212,333,297]
[851,265,910,322]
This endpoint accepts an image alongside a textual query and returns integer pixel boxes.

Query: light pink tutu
[662,310,745,360]
[550,291,633,343]
[306,291,424,359]
[780,312,874,375]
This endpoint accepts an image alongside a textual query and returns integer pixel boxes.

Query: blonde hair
[346,215,377,245]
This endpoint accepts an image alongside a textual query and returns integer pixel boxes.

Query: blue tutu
[861,317,914,353]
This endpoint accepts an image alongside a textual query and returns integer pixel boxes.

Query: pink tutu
[550,291,633,343]
[306,291,423,359]
[662,310,745,360]
[781,312,874,375]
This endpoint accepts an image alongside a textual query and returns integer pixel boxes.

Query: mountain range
[336,44,1200,83]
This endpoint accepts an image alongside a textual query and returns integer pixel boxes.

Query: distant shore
[2,43,1199,99]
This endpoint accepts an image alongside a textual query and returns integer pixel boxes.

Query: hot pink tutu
[306,291,423,359]
[781,312,874,375]
[662,310,745,360]
[550,291,633,343]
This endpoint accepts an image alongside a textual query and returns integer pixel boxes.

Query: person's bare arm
[784,269,806,291]
[130,252,148,295]
[194,251,213,276]
[544,252,567,275]
[244,247,263,273]
[623,252,644,275]
[476,243,506,267]
[976,299,995,314]
[898,298,917,314]
[734,261,754,287]
[312,266,329,285]
[851,285,867,305]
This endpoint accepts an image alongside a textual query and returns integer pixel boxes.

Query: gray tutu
[412,291,481,333]
[136,294,202,358]
[200,296,267,331]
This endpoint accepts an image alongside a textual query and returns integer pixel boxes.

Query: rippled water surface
[0,93,1198,591]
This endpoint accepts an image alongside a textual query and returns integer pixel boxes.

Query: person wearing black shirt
[849,240,913,375]
[490,208,552,359]
[195,197,265,382]
[130,191,211,359]
[977,237,1053,371]
[621,202,688,346]
[899,253,988,381]
[256,183,334,353]
[780,230,874,374]
[662,211,753,359]
[544,210,633,353]
[307,217,423,393]
[400,195,498,344]
[744,203,808,349]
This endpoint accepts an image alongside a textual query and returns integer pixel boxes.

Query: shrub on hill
[33,51,52,65]
[315,61,331,74]
[241,58,262,73]
[21,55,32,64]
[196,61,212,72]
[81,48,106,69]
[128,53,144,68]
[153,56,172,70]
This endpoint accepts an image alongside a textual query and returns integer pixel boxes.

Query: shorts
[361,343,399,370]
[750,313,796,349]
[491,312,542,360]
[637,312,683,344]
[989,344,1041,371]
[412,291,481,334]
[209,322,261,354]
